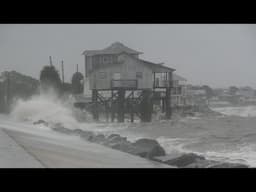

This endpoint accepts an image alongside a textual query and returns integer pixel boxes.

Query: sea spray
[9,89,91,129]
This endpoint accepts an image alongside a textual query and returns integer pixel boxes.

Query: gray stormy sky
[1,24,256,88]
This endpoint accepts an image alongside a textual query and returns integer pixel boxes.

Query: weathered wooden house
[81,42,176,122]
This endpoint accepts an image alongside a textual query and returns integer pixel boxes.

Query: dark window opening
[136,72,143,79]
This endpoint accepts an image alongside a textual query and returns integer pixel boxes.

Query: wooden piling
[61,60,64,84]
[130,91,134,123]
[49,56,53,66]
[117,89,125,123]
[140,89,153,122]
[165,87,171,119]
[111,90,115,122]
[92,89,99,121]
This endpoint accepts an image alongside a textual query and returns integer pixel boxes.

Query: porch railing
[111,79,138,89]
[154,80,173,88]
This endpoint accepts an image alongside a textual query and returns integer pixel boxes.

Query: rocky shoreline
[33,120,249,168]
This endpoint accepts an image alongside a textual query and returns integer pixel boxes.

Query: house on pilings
[81,42,175,122]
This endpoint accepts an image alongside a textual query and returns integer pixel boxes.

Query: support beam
[130,91,134,123]
[6,72,10,113]
[92,89,99,121]
[105,102,109,122]
[140,89,153,122]
[165,71,173,119]
[61,60,64,84]
[165,87,171,119]
[111,90,115,122]
[49,56,53,66]
[117,89,125,123]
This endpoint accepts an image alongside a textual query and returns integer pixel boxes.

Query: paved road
[1,127,172,168]
[0,128,43,168]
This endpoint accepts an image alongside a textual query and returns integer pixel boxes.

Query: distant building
[171,73,187,107]
[236,87,255,99]
[186,85,207,106]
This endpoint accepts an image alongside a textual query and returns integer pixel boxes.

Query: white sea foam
[211,106,256,117]
[156,136,256,167]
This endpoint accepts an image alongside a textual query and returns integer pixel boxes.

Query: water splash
[9,90,89,130]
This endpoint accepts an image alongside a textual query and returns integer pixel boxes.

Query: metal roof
[173,73,187,81]
[82,42,143,56]
[138,58,175,72]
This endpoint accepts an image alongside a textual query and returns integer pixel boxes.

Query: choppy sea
[2,93,256,167]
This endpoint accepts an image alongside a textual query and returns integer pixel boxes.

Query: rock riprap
[39,121,249,168]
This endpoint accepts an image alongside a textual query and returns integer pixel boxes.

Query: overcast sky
[1,24,256,88]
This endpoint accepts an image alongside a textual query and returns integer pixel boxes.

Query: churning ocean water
[5,93,256,167]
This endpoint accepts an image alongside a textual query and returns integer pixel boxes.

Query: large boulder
[108,134,121,140]
[104,134,130,149]
[110,141,137,153]
[209,162,248,168]
[131,138,166,159]
[33,119,48,127]
[184,159,219,168]
[52,127,74,135]
[107,134,127,143]
[79,130,95,140]
[162,153,205,167]
[51,124,74,135]
[89,134,107,144]
[72,129,85,135]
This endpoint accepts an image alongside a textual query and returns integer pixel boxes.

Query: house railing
[111,79,138,89]
[153,80,173,88]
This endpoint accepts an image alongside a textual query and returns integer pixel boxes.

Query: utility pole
[76,64,79,73]
[49,56,53,66]
[61,60,64,84]
[6,72,10,113]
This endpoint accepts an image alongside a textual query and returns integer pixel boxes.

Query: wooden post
[92,89,99,121]
[49,56,53,66]
[117,89,125,123]
[162,98,165,113]
[85,56,87,78]
[111,90,115,122]
[105,102,109,122]
[153,72,156,89]
[130,91,134,123]
[140,89,153,122]
[61,60,64,84]
[165,71,173,119]
[165,87,171,119]
[6,72,10,113]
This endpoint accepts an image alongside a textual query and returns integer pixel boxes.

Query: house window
[103,57,108,63]
[136,72,143,79]
[99,72,107,79]
[113,72,121,80]
[102,56,112,64]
